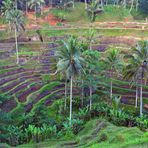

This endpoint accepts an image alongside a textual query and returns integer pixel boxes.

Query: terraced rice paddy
[0,34,147,115]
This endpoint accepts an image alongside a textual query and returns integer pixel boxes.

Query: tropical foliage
[0,1,148,147]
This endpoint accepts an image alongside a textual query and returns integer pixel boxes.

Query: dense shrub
[98,133,108,142]
[136,115,148,130]
[0,110,12,143]
[7,125,25,146]
[92,102,111,116]
[131,9,145,20]
[1,97,147,147]
[0,94,11,105]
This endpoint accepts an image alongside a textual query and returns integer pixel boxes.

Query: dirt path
[26,7,60,29]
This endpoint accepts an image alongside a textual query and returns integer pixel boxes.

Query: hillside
[0,1,148,147]
[50,3,134,24]
[18,119,148,148]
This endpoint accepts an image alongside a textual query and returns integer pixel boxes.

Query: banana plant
[7,125,23,146]
[77,107,89,120]
[40,124,49,140]
[49,125,57,138]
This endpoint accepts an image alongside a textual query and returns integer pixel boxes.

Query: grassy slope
[95,5,133,22]
[50,3,133,23]
[19,119,148,148]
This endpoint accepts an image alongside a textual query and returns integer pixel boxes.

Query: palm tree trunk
[135,82,138,108]
[136,0,139,11]
[101,0,103,8]
[106,0,108,6]
[89,85,92,110]
[123,0,126,8]
[73,0,75,8]
[114,0,116,6]
[110,67,113,100]
[15,26,19,64]
[69,76,73,126]
[51,0,53,8]
[64,79,67,110]
[130,0,134,12]
[90,43,92,50]
[26,0,28,14]
[85,0,87,9]
[81,79,84,107]
[9,21,11,32]
[140,79,143,116]
[40,4,43,16]
[15,0,18,9]
[35,4,37,20]
[110,79,113,99]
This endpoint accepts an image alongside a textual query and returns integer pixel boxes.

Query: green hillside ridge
[18,119,148,148]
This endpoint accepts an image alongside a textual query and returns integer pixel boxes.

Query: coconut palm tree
[129,0,134,12]
[18,0,29,14]
[28,0,45,20]
[78,42,89,107]
[56,36,84,125]
[85,0,87,9]
[86,0,102,22]
[123,41,148,116]
[136,0,139,11]
[25,0,28,14]
[5,9,25,64]
[84,28,96,50]
[1,0,13,15]
[82,50,100,110]
[123,56,140,108]
[1,0,13,31]
[104,49,121,100]
[72,0,75,8]
[122,0,127,8]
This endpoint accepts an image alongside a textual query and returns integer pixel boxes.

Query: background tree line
[0,0,148,16]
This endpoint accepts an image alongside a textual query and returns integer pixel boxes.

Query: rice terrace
[0,0,148,148]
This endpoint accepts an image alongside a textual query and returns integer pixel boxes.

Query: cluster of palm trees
[55,35,148,125]
[92,0,139,11]
[123,41,148,116]
[85,0,141,19]
[85,0,139,22]
[1,0,25,64]
[1,0,45,15]
[0,0,46,64]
